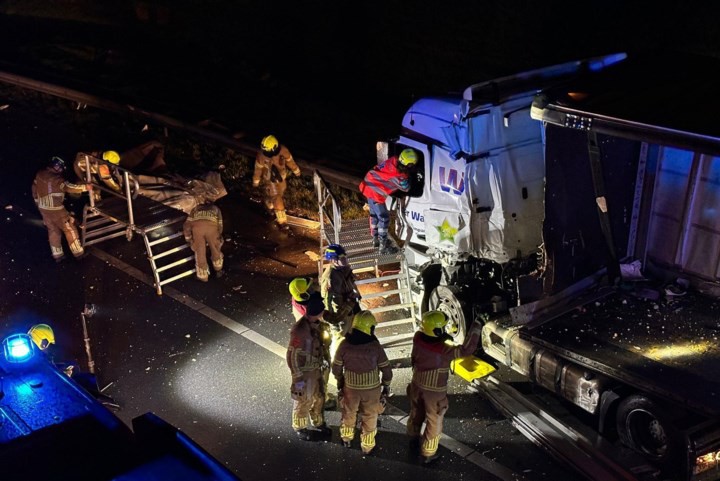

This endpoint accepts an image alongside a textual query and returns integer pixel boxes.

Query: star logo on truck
[436,218,458,243]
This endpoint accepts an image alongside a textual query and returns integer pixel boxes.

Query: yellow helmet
[421,310,447,337]
[352,310,377,336]
[260,135,280,156]
[102,150,121,164]
[398,148,418,167]
[28,323,55,351]
[289,277,312,302]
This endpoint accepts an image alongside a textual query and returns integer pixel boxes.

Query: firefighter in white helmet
[252,135,301,231]
[332,310,393,455]
[407,310,484,464]
[183,197,224,282]
[32,156,92,262]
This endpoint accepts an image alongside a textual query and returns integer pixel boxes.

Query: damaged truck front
[389,52,720,479]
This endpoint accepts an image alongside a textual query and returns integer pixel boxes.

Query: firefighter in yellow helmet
[73,149,123,195]
[32,156,91,262]
[289,278,337,410]
[28,323,56,351]
[407,310,483,464]
[286,294,333,441]
[183,197,224,282]
[252,135,301,231]
[332,310,392,454]
[27,323,77,377]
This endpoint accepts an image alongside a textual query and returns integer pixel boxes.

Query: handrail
[314,169,343,277]
[82,153,141,229]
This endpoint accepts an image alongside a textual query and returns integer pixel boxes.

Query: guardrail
[0,69,363,192]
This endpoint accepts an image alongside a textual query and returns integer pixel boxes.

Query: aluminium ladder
[79,158,196,295]
[314,170,417,347]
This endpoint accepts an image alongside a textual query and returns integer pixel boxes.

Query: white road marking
[90,246,522,480]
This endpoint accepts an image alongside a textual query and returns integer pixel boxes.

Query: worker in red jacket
[407,310,483,464]
[359,148,418,254]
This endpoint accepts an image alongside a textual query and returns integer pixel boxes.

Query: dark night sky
[2,1,720,163]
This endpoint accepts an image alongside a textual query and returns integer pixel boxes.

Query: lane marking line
[91,247,522,480]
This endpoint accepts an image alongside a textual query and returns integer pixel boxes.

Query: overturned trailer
[388,52,720,479]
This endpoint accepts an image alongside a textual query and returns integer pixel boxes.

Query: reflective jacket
[252,145,300,187]
[32,168,86,211]
[359,156,409,203]
[410,329,481,392]
[332,330,392,390]
[182,202,223,237]
[286,317,324,382]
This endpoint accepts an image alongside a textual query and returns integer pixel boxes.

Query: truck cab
[387,52,720,479]
[391,53,627,340]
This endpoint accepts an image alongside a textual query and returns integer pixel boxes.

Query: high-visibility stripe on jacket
[358,156,409,203]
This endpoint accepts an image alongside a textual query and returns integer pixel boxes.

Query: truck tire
[428,285,470,343]
[615,394,682,466]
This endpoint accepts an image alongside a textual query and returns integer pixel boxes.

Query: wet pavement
[0,55,585,481]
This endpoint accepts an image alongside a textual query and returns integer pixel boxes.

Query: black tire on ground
[428,285,471,343]
[615,394,683,467]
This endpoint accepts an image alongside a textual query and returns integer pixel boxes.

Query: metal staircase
[314,170,417,346]
[79,158,196,295]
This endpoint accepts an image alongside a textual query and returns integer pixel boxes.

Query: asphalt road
[0,78,585,481]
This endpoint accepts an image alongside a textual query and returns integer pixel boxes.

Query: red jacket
[359,156,409,203]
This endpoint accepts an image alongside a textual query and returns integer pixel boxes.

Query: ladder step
[368,303,415,314]
[148,231,185,247]
[158,269,196,286]
[375,317,415,328]
[84,224,126,238]
[150,244,191,260]
[83,230,128,247]
[356,273,405,285]
[361,288,406,299]
[156,255,195,273]
[379,332,415,347]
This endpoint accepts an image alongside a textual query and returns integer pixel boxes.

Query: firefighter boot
[379,237,398,255]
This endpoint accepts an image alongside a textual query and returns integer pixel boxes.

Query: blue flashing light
[3,333,35,363]
[588,52,628,71]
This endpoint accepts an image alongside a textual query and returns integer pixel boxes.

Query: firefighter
[252,134,301,231]
[332,310,392,455]
[183,198,224,282]
[32,156,91,262]
[286,294,333,441]
[288,278,338,410]
[407,310,483,464]
[28,323,75,377]
[73,150,123,195]
[28,323,56,352]
[289,276,319,321]
[320,244,361,333]
[359,147,418,254]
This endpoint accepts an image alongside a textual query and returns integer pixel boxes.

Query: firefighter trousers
[406,383,449,458]
[189,225,224,280]
[339,385,383,454]
[40,209,84,260]
[291,369,326,431]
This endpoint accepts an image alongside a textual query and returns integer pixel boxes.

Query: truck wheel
[428,285,470,343]
[615,394,681,465]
